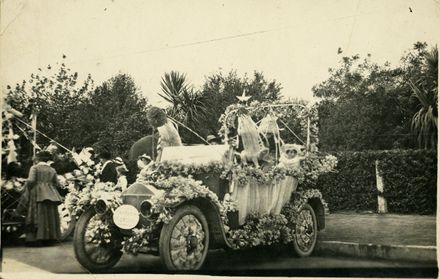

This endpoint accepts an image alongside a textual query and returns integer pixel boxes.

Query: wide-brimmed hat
[206,135,218,142]
[36,151,52,162]
[113,157,124,165]
[281,144,301,153]
[138,154,151,161]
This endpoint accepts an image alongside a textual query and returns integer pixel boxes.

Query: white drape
[231,176,298,225]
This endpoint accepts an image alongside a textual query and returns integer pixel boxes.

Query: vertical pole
[306,115,310,155]
[31,112,37,158]
[151,130,155,161]
[375,160,388,214]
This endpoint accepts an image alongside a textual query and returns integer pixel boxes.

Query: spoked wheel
[292,203,317,257]
[159,205,209,271]
[58,202,75,241]
[73,207,122,272]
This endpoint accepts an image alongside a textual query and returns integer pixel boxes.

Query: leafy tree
[313,54,405,151]
[5,57,94,156]
[313,42,438,151]
[158,71,207,143]
[84,74,152,157]
[5,60,151,159]
[198,70,282,138]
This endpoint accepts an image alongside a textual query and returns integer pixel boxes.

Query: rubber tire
[292,203,318,257]
[73,207,122,272]
[58,203,75,241]
[159,205,209,271]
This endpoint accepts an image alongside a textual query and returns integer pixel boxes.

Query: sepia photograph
[1,0,438,278]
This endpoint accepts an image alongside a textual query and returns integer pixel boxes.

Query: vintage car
[73,102,332,272]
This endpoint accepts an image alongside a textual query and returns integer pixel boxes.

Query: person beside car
[21,151,63,246]
[98,151,118,184]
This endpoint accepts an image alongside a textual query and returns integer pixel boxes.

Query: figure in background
[46,140,59,156]
[137,154,153,170]
[20,151,63,246]
[206,135,221,145]
[97,151,118,184]
[114,157,129,191]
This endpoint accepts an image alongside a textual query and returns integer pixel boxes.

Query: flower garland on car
[226,188,327,249]
[64,182,122,217]
[150,176,226,223]
[227,213,293,249]
[121,225,156,255]
[151,161,225,178]
[221,154,337,187]
[121,175,232,255]
[63,181,123,246]
[222,164,305,185]
[121,175,329,253]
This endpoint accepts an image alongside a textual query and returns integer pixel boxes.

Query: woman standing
[23,151,63,245]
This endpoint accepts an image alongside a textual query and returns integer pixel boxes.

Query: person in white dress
[271,146,304,214]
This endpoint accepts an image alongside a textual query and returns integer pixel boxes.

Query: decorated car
[72,100,337,271]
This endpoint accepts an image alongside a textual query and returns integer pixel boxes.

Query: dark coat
[100,161,118,184]
[25,163,62,204]
[128,134,159,161]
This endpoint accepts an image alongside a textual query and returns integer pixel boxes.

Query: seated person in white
[279,147,303,169]
[271,145,304,214]
[116,165,128,191]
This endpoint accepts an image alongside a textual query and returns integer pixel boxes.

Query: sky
[1,0,439,107]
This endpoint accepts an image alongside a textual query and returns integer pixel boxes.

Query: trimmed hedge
[379,150,437,214]
[314,149,437,214]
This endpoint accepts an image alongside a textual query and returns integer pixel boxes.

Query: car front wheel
[73,207,122,272]
[159,205,209,270]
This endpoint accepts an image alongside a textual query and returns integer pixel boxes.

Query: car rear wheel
[73,207,122,272]
[292,203,317,257]
[159,205,209,270]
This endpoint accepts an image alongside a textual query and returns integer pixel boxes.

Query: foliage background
[314,149,437,214]
[4,58,152,160]
[314,42,437,151]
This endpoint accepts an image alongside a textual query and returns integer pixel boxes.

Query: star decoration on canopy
[236,89,251,102]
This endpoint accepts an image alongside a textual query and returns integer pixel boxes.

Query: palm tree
[410,46,438,149]
[159,71,207,128]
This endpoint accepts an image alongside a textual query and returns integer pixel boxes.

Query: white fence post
[375,160,388,214]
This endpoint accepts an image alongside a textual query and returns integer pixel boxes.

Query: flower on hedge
[122,225,155,255]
